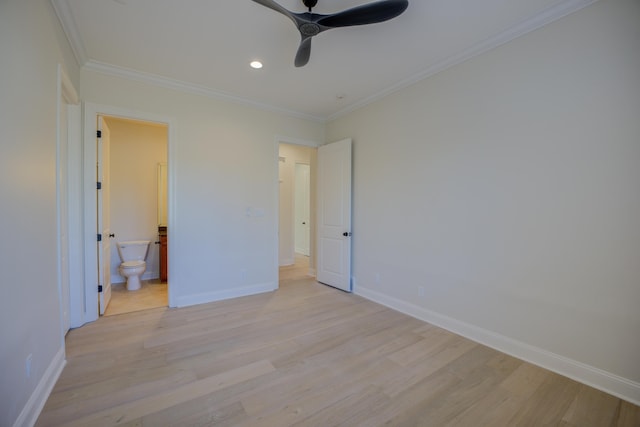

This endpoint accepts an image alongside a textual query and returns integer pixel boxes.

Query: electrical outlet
[25,354,33,378]
[418,286,425,297]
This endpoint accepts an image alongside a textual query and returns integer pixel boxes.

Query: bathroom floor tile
[104,279,168,316]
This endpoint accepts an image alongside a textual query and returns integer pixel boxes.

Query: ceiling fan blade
[317,0,408,28]
[250,0,295,21]
[294,37,312,67]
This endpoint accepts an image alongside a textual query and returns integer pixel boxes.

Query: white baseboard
[355,286,640,406]
[174,282,277,308]
[13,347,66,427]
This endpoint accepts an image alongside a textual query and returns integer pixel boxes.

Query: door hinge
[97,181,102,190]
[97,130,102,138]
[98,285,103,292]
[97,233,102,242]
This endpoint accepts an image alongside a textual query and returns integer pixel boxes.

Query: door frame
[97,116,113,315]
[79,103,175,324]
[274,135,319,287]
[56,64,79,338]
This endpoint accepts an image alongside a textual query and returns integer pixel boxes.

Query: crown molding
[83,60,326,123]
[51,0,88,66]
[327,0,600,122]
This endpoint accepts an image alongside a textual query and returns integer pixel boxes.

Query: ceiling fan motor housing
[302,0,319,9]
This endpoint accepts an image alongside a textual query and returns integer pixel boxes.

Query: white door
[294,163,310,256]
[316,139,352,292]
[97,116,112,315]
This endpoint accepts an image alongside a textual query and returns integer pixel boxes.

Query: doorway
[99,116,169,316]
[276,138,353,290]
[75,103,174,326]
[278,142,316,282]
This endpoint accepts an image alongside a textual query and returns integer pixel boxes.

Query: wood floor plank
[39,360,274,427]
[561,384,621,427]
[503,374,583,426]
[141,399,247,427]
[36,262,640,426]
[398,353,522,427]
[351,369,463,426]
[293,385,390,427]
[36,367,195,425]
[382,338,479,398]
[616,400,640,427]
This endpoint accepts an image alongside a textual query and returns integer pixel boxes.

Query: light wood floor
[104,279,168,317]
[279,253,311,282]
[37,264,639,426]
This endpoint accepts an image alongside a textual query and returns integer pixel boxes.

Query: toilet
[116,240,150,291]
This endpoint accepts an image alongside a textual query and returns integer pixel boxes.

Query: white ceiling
[52,0,595,121]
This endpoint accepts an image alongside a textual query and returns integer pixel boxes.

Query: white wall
[106,117,168,283]
[81,70,325,307]
[278,143,312,266]
[3,2,637,424]
[0,1,79,426]
[326,0,640,402]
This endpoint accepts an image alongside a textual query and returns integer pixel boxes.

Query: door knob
[108,233,115,238]
[343,232,352,237]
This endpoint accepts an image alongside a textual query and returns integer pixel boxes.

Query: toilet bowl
[116,240,150,291]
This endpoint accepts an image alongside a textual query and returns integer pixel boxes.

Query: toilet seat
[121,260,145,269]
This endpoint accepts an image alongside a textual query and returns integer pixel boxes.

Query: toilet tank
[116,240,150,262]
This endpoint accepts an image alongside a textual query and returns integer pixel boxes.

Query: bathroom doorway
[99,115,169,316]
[278,142,316,283]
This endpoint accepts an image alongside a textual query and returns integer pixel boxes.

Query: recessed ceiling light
[250,61,263,69]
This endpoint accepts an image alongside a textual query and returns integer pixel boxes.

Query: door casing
[56,64,79,335]
[77,103,175,325]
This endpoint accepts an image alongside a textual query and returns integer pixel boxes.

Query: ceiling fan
[251,0,409,67]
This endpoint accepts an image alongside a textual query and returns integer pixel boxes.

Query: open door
[316,139,352,292]
[97,116,112,314]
